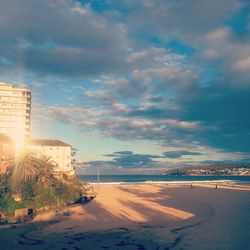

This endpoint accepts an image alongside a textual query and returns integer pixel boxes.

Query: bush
[0,195,28,216]
[0,174,11,198]
[19,180,36,201]
[0,151,87,216]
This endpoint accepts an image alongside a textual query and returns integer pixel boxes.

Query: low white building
[27,139,76,175]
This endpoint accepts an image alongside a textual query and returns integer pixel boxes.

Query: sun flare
[12,126,26,155]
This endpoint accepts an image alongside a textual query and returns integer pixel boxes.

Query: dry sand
[0,183,250,249]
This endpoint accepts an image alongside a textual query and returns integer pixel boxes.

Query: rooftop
[27,139,71,147]
[0,82,31,92]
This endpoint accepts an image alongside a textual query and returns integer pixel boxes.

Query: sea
[79,175,250,185]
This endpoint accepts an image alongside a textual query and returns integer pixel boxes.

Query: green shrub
[19,180,36,200]
[0,151,87,215]
[0,195,27,216]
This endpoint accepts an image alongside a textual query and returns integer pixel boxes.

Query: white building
[27,139,75,175]
[0,82,31,152]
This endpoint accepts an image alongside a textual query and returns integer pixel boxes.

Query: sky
[0,0,250,174]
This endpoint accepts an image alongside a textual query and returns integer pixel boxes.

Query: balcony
[71,151,76,156]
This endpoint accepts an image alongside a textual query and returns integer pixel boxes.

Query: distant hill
[162,164,250,176]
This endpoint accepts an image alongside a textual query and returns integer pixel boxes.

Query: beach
[0,183,250,249]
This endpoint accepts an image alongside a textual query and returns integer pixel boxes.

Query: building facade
[0,134,15,175]
[27,139,75,175]
[0,83,31,152]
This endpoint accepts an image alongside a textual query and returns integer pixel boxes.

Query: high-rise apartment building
[0,83,31,152]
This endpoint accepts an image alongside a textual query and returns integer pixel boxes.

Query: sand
[0,183,250,249]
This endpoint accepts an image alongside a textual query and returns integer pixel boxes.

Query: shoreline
[0,183,249,249]
[81,175,250,187]
[88,182,250,193]
[88,180,250,186]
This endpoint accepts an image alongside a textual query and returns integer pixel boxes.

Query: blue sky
[0,0,250,174]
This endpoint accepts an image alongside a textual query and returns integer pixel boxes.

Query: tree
[36,155,56,188]
[0,174,9,196]
[10,150,40,189]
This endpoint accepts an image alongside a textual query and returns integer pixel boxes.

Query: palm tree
[8,150,40,199]
[0,174,8,195]
[0,167,13,195]
[36,155,56,188]
[12,150,40,184]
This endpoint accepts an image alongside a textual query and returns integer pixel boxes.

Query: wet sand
[0,183,250,249]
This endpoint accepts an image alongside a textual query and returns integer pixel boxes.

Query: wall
[27,144,74,174]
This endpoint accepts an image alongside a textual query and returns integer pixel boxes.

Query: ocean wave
[88,179,237,185]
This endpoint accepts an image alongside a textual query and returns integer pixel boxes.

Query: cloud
[88,75,148,101]
[234,57,250,71]
[182,85,250,152]
[0,0,128,77]
[106,151,161,167]
[79,148,248,174]
[83,45,200,113]
[84,151,162,169]
[104,151,134,157]
[199,27,250,87]
[10,0,250,162]
[128,106,179,120]
[163,151,203,159]
[123,0,242,41]
[117,0,250,89]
